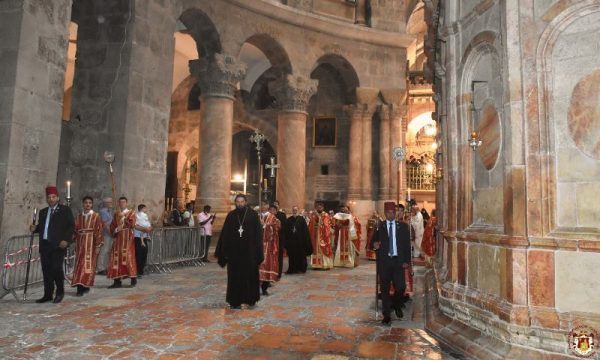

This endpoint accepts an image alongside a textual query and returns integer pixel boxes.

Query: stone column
[381,89,408,204]
[346,104,363,200]
[269,74,317,211]
[190,54,246,215]
[0,1,72,244]
[344,88,378,229]
[378,105,391,202]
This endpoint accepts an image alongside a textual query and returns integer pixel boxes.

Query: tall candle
[66,181,71,198]
[407,187,411,201]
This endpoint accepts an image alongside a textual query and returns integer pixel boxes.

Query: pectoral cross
[265,156,280,178]
[238,226,244,237]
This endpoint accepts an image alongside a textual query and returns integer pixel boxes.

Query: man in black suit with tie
[372,201,412,325]
[30,186,74,303]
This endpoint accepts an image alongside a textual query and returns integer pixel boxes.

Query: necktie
[43,207,54,240]
[389,221,396,256]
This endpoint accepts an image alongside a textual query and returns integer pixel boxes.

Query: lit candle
[407,187,411,201]
[66,181,71,198]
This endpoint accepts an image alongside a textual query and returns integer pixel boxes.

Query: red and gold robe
[421,216,437,257]
[309,211,333,269]
[71,211,104,287]
[365,215,380,260]
[259,213,281,283]
[333,213,362,268]
[107,209,137,280]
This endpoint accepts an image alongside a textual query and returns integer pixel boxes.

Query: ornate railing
[406,165,436,191]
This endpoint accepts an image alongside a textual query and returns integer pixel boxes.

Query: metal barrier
[146,227,207,273]
[1,227,206,301]
[1,235,75,301]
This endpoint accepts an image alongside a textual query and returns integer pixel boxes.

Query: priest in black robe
[272,200,288,277]
[284,205,313,274]
[215,194,263,309]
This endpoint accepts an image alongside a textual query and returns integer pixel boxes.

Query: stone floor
[0,257,465,359]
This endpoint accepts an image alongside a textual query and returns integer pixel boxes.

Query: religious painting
[313,117,337,147]
[189,158,198,185]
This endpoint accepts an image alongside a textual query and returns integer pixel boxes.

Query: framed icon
[313,117,337,147]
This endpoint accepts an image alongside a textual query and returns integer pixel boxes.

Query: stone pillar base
[349,199,375,240]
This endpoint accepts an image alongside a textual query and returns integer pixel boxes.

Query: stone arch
[310,54,360,105]
[534,0,600,233]
[243,33,292,75]
[179,8,222,58]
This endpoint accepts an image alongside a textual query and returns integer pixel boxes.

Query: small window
[321,165,329,175]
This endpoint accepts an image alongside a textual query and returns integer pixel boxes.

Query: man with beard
[107,197,137,288]
[285,206,312,274]
[308,201,333,270]
[272,200,287,277]
[215,194,263,309]
[30,186,75,303]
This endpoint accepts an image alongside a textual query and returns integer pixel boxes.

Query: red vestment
[107,209,137,279]
[71,211,103,287]
[421,216,437,257]
[309,211,333,269]
[259,213,281,282]
[365,216,379,260]
[333,213,362,268]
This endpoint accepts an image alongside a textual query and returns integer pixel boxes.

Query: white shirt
[134,211,151,238]
[43,205,58,240]
[386,220,397,256]
[197,212,212,236]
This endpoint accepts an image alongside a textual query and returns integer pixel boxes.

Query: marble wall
[429,0,600,357]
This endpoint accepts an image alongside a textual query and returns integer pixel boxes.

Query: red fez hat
[384,201,396,211]
[45,186,58,196]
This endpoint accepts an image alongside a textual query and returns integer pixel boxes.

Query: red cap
[45,186,58,196]
[384,202,396,211]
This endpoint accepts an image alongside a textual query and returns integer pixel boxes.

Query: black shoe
[381,316,392,325]
[83,287,90,294]
[395,308,403,319]
[108,280,122,289]
[35,296,53,303]
[53,294,64,304]
[130,278,137,287]
[230,305,241,309]
[262,289,269,296]
[97,270,106,275]
[202,258,211,263]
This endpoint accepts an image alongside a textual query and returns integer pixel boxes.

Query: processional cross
[265,156,280,178]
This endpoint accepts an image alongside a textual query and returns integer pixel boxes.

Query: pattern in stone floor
[0,258,464,359]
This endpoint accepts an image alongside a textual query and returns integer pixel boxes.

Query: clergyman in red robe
[259,203,281,296]
[71,196,104,296]
[107,196,137,288]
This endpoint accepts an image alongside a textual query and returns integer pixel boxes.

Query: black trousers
[40,249,66,297]
[378,256,406,317]
[202,235,212,260]
[134,237,148,275]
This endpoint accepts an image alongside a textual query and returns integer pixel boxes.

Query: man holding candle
[29,186,75,303]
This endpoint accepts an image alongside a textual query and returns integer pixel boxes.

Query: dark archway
[179,8,222,58]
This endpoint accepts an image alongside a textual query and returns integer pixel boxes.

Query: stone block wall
[0,0,72,245]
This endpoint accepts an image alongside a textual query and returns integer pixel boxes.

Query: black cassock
[275,211,287,276]
[284,215,313,274]
[215,207,263,307]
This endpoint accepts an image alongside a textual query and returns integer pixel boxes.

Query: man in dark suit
[373,201,412,325]
[30,186,74,304]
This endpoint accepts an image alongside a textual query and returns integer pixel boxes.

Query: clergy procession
[25,184,437,326]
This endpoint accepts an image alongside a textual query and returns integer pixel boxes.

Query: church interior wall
[428,0,600,357]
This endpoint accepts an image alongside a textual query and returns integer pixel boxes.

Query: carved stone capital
[381,88,408,107]
[269,74,317,113]
[344,87,379,119]
[189,54,247,99]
